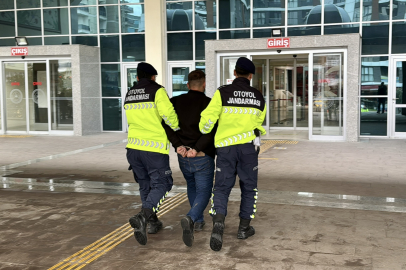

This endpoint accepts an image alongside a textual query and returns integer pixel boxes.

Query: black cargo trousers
[127,148,173,213]
[209,143,258,220]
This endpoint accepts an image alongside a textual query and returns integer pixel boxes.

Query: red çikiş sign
[33,82,42,86]
[267,38,290,48]
[11,82,20,86]
[11,47,28,56]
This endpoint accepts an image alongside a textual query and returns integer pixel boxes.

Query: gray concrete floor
[1,134,406,269]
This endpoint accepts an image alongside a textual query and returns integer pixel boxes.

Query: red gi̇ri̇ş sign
[267,38,290,48]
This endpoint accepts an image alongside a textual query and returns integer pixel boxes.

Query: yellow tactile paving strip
[259,139,298,154]
[48,139,297,269]
[48,193,188,270]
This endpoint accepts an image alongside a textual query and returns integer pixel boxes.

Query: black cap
[236,57,255,75]
[137,62,158,75]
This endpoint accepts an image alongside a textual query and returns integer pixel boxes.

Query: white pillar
[144,0,167,86]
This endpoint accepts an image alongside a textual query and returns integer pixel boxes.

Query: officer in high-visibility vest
[199,57,266,251]
[125,62,180,246]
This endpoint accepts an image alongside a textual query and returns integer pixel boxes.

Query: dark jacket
[377,84,387,95]
[163,90,217,158]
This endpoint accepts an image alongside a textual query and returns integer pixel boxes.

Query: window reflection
[44,36,70,45]
[324,0,360,23]
[120,0,143,3]
[392,22,406,54]
[44,8,70,36]
[288,26,321,36]
[393,0,406,20]
[362,0,389,21]
[219,30,250,39]
[72,35,98,46]
[50,60,73,131]
[172,67,190,97]
[121,4,144,33]
[0,0,14,10]
[196,62,205,74]
[396,61,405,105]
[167,2,193,31]
[99,5,119,34]
[362,23,389,55]
[395,108,406,132]
[361,57,388,96]
[99,0,118,3]
[102,99,122,131]
[71,6,98,35]
[219,0,250,29]
[288,0,321,26]
[122,34,145,62]
[195,1,216,30]
[27,37,42,45]
[195,32,216,60]
[17,0,40,9]
[324,24,359,35]
[0,11,15,38]
[127,68,137,91]
[100,35,120,62]
[101,64,121,97]
[360,98,387,136]
[167,33,193,61]
[253,28,285,38]
[18,10,42,36]
[4,63,26,131]
[43,0,68,7]
[253,0,285,27]
[0,39,14,46]
[70,0,97,6]
[312,54,344,136]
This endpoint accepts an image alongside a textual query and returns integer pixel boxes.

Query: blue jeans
[178,154,215,223]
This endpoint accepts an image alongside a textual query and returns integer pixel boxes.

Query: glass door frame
[1,57,73,135]
[167,62,194,98]
[389,55,406,138]
[121,63,141,133]
[309,51,347,141]
[2,60,48,135]
[251,56,306,131]
[216,49,347,141]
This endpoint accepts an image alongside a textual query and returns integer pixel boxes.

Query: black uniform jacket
[162,90,217,159]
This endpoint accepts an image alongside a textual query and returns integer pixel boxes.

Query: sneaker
[237,226,255,239]
[129,211,148,245]
[210,221,225,251]
[194,221,205,231]
[181,216,194,247]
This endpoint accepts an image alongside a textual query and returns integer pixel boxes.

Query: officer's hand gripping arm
[199,90,222,134]
[155,88,180,131]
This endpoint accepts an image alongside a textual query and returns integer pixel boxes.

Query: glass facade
[0,0,405,135]
[166,0,406,139]
[166,0,406,68]
[49,60,73,131]
[0,0,144,131]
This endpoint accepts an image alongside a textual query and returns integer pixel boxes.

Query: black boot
[129,208,152,245]
[148,213,163,234]
[181,215,194,247]
[210,214,225,251]
[237,218,255,239]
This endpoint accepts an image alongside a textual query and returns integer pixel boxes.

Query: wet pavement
[1,134,406,269]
